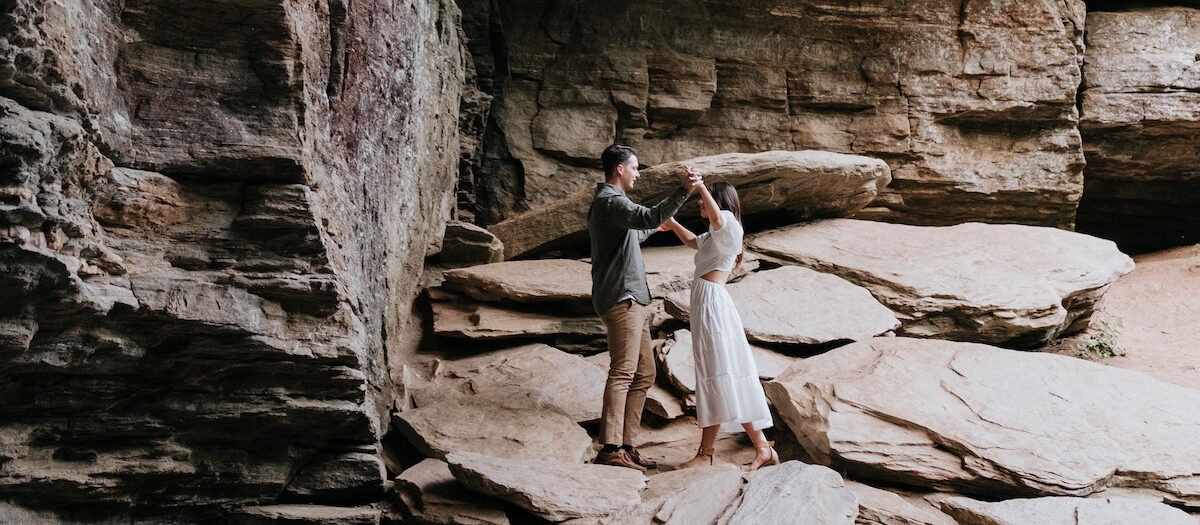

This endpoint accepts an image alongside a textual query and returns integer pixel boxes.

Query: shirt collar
[597,182,626,195]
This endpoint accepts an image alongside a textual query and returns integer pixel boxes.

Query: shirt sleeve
[637,228,656,243]
[710,210,742,252]
[599,188,689,230]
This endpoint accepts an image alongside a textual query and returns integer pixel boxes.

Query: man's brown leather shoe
[627,447,657,469]
[595,449,647,471]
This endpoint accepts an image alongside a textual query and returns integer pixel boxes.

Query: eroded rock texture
[0,0,462,519]
[461,0,1087,228]
[1077,7,1200,252]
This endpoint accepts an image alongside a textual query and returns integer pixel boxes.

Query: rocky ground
[383,152,1200,525]
[4,0,1200,523]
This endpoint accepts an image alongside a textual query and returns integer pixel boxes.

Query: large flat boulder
[490,151,891,258]
[446,451,646,521]
[394,458,510,525]
[938,496,1197,525]
[441,259,591,306]
[748,219,1134,347]
[1077,7,1200,252]
[411,343,606,423]
[719,461,859,524]
[560,461,858,525]
[664,266,899,345]
[764,337,1200,505]
[559,465,746,525]
[431,300,605,340]
[394,401,592,463]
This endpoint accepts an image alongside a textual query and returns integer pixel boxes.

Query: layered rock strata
[0,0,462,519]
[462,1,1087,229]
[1077,7,1200,252]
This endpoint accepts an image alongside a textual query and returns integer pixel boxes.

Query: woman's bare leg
[677,425,720,469]
[742,424,778,471]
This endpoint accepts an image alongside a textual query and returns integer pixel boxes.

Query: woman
[659,172,779,471]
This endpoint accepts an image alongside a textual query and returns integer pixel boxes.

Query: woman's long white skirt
[690,277,773,433]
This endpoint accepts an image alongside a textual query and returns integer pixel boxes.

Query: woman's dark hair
[709,181,745,267]
[601,144,636,176]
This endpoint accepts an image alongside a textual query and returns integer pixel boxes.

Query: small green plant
[1076,318,1125,360]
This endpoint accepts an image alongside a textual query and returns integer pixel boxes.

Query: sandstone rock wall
[0,0,462,519]
[1077,6,1200,252]
[462,0,1088,229]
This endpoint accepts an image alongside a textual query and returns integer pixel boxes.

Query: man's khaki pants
[599,299,656,446]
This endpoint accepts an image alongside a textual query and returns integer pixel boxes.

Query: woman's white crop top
[693,210,743,276]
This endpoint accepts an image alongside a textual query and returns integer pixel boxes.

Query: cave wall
[460,0,1089,229]
[1077,6,1200,252]
[0,0,462,519]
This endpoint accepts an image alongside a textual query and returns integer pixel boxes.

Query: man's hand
[678,165,703,194]
[657,218,676,232]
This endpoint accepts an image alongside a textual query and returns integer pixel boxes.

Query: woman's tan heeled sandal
[743,440,780,471]
[697,445,715,466]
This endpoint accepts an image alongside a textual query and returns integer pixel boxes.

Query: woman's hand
[658,218,676,232]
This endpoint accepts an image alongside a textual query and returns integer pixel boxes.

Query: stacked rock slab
[663,266,900,345]
[394,458,510,525]
[409,343,607,423]
[393,401,594,463]
[0,0,463,519]
[845,481,956,525]
[1077,7,1200,252]
[438,220,505,267]
[462,1,1085,229]
[519,460,860,525]
[764,337,1200,506]
[748,219,1134,347]
[488,150,891,259]
[938,496,1197,525]
[445,452,647,522]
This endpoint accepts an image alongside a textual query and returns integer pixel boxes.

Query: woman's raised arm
[660,217,699,249]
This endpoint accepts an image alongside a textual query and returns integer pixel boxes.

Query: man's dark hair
[601,144,636,177]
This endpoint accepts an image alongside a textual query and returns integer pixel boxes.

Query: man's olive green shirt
[587,183,689,315]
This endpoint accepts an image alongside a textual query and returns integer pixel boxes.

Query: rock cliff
[1077,7,1200,252]
[460,0,1088,229]
[1,0,462,519]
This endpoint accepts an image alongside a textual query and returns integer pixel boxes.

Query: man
[588,144,701,470]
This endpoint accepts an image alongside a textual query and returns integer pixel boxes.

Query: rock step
[765,337,1200,505]
[748,219,1134,348]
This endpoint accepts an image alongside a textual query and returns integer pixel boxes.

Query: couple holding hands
[588,144,778,472]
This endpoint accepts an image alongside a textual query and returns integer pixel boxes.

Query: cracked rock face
[462,0,1086,229]
[764,337,1200,505]
[1077,7,1200,253]
[748,219,1134,347]
[0,0,463,519]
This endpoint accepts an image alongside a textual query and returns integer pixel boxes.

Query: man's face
[615,155,640,191]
